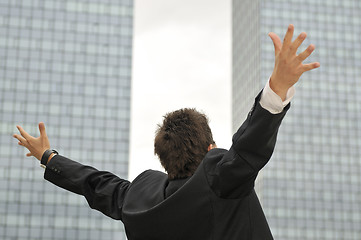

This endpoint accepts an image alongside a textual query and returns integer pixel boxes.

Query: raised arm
[206,94,288,198]
[44,155,130,220]
[207,25,320,198]
[13,123,130,220]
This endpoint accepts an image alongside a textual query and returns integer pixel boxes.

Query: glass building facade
[0,0,132,239]
[233,0,361,239]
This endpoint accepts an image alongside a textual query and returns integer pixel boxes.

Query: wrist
[269,77,289,101]
[47,153,56,163]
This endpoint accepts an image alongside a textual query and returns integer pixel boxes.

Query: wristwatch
[40,149,58,168]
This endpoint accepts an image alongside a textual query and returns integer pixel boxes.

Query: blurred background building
[0,0,132,239]
[233,0,361,239]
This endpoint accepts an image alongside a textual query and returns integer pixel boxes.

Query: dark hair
[154,108,214,179]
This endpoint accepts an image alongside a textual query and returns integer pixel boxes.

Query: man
[14,25,319,239]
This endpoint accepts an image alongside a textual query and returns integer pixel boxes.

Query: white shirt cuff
[259,79,295,114]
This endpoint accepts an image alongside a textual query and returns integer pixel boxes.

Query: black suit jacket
[44,93,289,240]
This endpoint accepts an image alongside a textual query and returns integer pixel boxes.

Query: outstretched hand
[13,122,50,161]
[269,24,320,100]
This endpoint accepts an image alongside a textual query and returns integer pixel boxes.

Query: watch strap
[41,149,58,167]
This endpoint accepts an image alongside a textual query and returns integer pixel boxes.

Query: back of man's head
[154,108,214,180]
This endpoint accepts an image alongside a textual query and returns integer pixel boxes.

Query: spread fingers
[297,44,316,62]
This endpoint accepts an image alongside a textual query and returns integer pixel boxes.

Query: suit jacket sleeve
[207,91,290,198]
[44,155,130,220]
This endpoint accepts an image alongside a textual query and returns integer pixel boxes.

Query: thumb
[26,152,33,157]
[268,32,282,56]
[39,122,47,137]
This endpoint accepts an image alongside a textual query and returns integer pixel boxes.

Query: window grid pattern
[232,0,261,130]
[0,0,133,239]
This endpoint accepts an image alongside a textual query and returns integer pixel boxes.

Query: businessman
[14,25,319,239]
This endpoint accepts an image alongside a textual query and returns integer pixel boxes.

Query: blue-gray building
[0,1,133,239]
[233,0,361,239]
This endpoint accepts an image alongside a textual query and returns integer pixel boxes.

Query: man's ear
[208,144,216,151]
